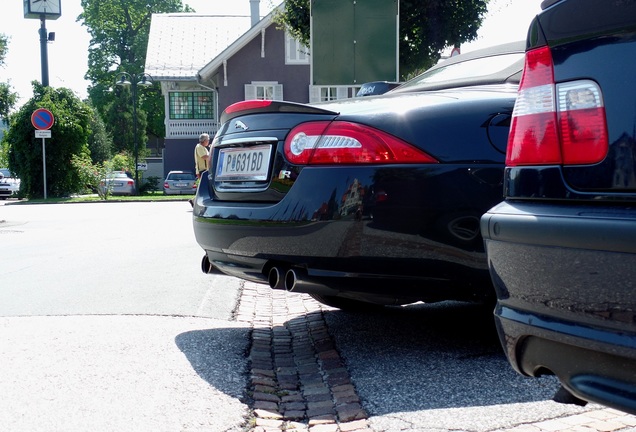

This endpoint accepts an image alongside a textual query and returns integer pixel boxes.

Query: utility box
[311,0,399,85]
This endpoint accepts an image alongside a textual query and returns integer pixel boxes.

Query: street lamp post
[115,72,153,193]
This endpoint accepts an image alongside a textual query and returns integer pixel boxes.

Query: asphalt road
[0,200,249,431]
[1,199,632,432]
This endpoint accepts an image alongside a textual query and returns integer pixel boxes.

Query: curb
[236,282,372,432]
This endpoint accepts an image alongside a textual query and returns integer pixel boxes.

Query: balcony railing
[166,119,220,139]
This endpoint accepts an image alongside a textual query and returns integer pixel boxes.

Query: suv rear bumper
[481,200,636,413]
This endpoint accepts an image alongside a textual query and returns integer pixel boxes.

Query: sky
[0,0,542,109]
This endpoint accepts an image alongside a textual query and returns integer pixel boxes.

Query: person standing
[190,133,211,207]
[194,133,211,177]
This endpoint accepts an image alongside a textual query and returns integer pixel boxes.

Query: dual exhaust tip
[268,266,337,296]
[268,266,297,292]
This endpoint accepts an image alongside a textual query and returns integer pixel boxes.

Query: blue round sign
[31,108,55,130]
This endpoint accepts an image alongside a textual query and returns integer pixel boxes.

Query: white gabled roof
[145,13,254,80]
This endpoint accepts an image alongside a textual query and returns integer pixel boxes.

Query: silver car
[163,171,197,195]
[0,168,21,199]
[99,171,136,196]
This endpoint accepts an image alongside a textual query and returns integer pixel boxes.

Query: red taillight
[506,47,608,166]
[164,182,169,189]
[284,121,438,165]
[225,100,273,114]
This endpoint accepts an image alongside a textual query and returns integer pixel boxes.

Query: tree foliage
[0,33,18,120]
[79,0,193,155]
[6,83,92,198]
[87,104,112,163]
[274,0,489,78]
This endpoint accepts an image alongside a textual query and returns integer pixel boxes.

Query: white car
[0,168,21,199]
[99,171,136,196]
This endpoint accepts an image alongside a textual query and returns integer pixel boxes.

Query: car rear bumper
[164,189,195,195]
[193,165,502,303]
[481,200,636,413]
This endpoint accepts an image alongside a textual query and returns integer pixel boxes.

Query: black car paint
[194,46,522,306]
[481,0,636,415]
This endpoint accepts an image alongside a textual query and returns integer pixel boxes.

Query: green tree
[0,33,18,120]
[80,0,193,155]
[274,0,489,79]
[6,83,92,198]
[87,104,112,163]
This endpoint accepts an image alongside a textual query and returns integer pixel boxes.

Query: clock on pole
[24,0,62,20]
[24,0,61,87]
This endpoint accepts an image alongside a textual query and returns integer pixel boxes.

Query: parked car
[0,168,20,199]
[163,170,197,195]
[356,81,401,97]
[193,41,525,310]
[480,0,636,415]
[99,171,136,196]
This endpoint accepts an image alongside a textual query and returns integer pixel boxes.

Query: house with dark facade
[144,1,311,176]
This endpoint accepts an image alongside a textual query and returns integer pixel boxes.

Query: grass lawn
[8,191,193,204]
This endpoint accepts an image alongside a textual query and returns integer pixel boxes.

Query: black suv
[481,0,636,415]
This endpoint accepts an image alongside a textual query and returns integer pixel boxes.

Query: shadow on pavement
[323,300,561,414]
[175,327,250,401]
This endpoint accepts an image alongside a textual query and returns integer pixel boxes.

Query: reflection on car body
[481,0,636,415]
[193,42,525,310]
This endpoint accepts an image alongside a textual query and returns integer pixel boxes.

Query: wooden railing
[166,119,220,139]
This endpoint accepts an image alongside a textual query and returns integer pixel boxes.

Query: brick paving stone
[255,418,285,428]
[254,400,279,411]
[308,415,338,425]
[253,391,281,403]
[253,368,276,378]
[283,402,307,411]
[533,418,574,431]
[286,421,310,431]
[309,424,339,432]
[254,408,284,419]
[252,376,277,387]
[336,403,367,423]
[283,410,306,420]
[307,406,336,418]
[254,384,277,393]
[588,419,634,432]
[338,420,372,432]
[282,392,305,403]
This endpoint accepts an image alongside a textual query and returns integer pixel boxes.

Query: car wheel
[309,294,385,311]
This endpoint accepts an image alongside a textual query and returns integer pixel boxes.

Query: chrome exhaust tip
[201,254,222,275]
[268,266,285,290]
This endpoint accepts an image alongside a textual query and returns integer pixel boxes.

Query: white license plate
[113,182,123,187]
[174,182,187,187]
[216,145,271,181]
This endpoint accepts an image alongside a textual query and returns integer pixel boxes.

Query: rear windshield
[168,173,195,180]
[396,53,524,91]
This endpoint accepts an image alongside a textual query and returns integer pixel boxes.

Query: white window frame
[245,81,283,101]
[285,32,310,65]
[309,86,352,103]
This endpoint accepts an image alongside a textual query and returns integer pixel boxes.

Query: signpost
[31,108,55,199]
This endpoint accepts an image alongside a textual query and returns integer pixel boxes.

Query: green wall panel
[311,0,398,85]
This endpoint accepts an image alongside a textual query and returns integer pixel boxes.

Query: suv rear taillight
[284,121,438,165]
[506,46,609,166]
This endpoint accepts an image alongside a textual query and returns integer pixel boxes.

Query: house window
[245,82,283,101]
[286,33,310,65]
[169,91,215,119]
[320,87,338,102]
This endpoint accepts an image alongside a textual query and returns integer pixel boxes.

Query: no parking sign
[31,108,55,199]
[31,108,55,130]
